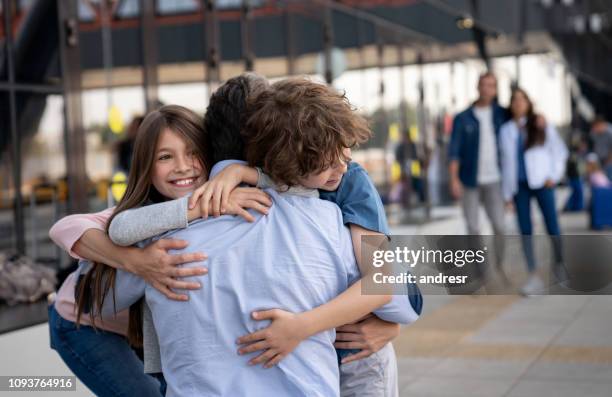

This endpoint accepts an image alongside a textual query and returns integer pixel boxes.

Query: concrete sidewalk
[392,200,612,397]
[0,198,609,397]
[395,295,612,397]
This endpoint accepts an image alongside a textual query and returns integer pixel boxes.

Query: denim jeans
[48,304,163,397]
[563,177,584,212]
[513,182,563,272]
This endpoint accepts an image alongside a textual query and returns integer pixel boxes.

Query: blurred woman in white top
[499,88,568,295]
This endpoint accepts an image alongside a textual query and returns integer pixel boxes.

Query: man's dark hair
[204,73,268,164]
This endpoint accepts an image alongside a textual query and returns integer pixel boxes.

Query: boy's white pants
[339,343,398,397]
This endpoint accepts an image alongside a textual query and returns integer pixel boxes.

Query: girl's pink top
[49,208,129,335]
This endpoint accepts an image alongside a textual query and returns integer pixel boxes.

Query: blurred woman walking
[499,88,569,295]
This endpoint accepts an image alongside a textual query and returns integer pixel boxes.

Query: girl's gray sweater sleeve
[143,303,162,374]
[108,197,189,246]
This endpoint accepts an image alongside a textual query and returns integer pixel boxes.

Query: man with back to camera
[96,78,418,396]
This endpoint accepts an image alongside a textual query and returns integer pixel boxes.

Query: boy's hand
[236,309,308,368]
[225,188,272,222]
[189,164,248,219]
[334,315,400,364]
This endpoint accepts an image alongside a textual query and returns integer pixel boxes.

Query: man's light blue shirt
[102,189,415,396]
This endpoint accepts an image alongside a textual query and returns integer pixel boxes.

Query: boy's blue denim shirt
[448,103,510,188]
[320,162,423,363]
[319,162,390,236]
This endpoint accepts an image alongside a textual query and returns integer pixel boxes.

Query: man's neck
[474,98,493,108]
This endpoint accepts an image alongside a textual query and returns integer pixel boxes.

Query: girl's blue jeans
[513,182,563,272]
[48,304,163,396]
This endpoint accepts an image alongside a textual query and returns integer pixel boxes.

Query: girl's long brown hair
[510,87,546,149]
[75,105,210,347]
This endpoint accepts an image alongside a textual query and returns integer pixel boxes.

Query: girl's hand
[505,201,514,212]
[224,187,272,222]
[125,239,208,301]
[334,315,400,364]
[236,309,308,368]
[544,179,555,188]
[188,164,250,219]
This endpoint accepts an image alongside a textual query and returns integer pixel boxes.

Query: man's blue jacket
[448,103,510,187]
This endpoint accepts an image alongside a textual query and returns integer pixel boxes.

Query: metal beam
[241,0,254,71]
[323,3,334,84]
[203,0,220,88]
[397,39,408,134]
[420,0,504,36]
[376,26,391,193]
[141,0,159,111]
[284,3,296,75]
[3,0,25,254]
[0,82,63,94]
[99,0,114,109]
[470,0,490,68]
[57,0,89,214]
[306,0,439,45]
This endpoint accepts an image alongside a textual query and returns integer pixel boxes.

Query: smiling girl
[48,105,270,396]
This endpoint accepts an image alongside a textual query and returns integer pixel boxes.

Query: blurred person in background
[589,115,612,181]
[585,152,611,188]
[563,135,586,212]
[499,88,568,295]
[116,116,144,175]
[448,72,509,273]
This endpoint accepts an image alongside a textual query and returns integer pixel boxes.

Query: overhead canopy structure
[73,0,556,85]
[1,0,611,253]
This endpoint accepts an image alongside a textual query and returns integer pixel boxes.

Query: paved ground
[395,295,612,397]
[1,193,610,397]
[391,195,612,397]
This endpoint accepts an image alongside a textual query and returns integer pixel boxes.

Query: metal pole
[241,0,254,71]
[0,82,63,94]
[377,30,386,117]
[141,0,159,111]
[450,60,457,112]
[3,0,25,254]
[29,189,37,260]
[52,188,62,265]
[417,53,431,220]
[376,27,390,194]
[323,4,334,85]
[514,0,527,87]
[470,0,490,69]
[57,0,89,214]
[100,0,114,111]
[397,39,408,135]
[310,0,437,47]
[203,0,220,91]
[284,3,296,75]
[356,17,367,110]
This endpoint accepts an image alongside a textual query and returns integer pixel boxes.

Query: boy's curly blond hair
[243,77,371,186]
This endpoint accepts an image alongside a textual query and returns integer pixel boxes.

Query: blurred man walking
[448,72,510,272]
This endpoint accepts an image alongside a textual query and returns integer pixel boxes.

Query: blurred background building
[1,0,611,284]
